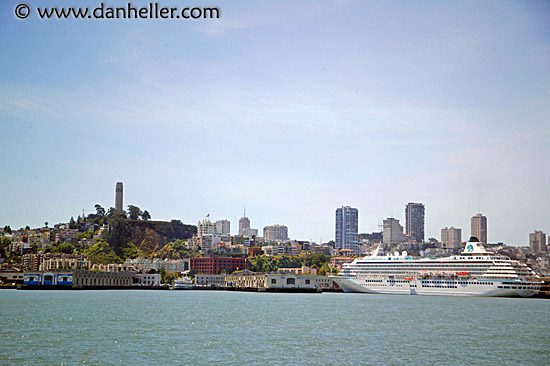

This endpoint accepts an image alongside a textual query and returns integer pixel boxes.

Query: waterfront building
[225,272,336,290]
[471,213,487,244]
[24,271,73,286]
[263,224,289,242]
[335,206,359,252]
[136,273,161,287]
[441,227,462,250]
[383,217,404,244]
[215,220,231,235]
[197,219,217,236]
[115,182,123,213]
[530,230,547,254]
[406,202,425,243]
[72,270,134,287]
[190,256,247,274]
[195,274,226,287]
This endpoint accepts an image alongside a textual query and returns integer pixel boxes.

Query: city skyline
[1,1,549,246]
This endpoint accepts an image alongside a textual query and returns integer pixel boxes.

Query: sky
[1,0,549,246]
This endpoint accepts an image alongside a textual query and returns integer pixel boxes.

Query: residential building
[40,255,90,271]
[383,217,404,244]
[215,220,231,235]
[335,206,359,252]
[530,230,547,254]
[263,224,289,242]
[406,202,425,243]
[262,245,297,256]
[54,229,78,245]
[115,182,123,213]
[471,213,487,244]
[197,219,216,236]
[190,256,247,274]
[124,258,189,273]
[21,253,89,271]
[92,263,136,272]
[441,227,462,250]
[27,232,52,249]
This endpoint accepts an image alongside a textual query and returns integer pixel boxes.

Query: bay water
[1,290,549,365]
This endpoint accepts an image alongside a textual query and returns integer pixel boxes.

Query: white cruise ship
[333,238,543,297]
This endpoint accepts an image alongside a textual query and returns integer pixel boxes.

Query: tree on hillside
[142,210,151,221]
[127,205,142,220]
[3,225,12,234]
[95,204,105,217]
[69,217,76,229]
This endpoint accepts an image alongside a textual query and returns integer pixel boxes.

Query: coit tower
[115,182,123,213]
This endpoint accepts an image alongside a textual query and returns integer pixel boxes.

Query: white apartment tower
[197,219,216,236]
[529,230,547,254]
[215,220,231,235]
[335,206,359,252]
[263,225,289,242]
[471,213,487,244]
[383,217,404,244]
[441,227,462,250]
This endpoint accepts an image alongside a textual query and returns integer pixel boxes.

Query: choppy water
[1,290,549,365]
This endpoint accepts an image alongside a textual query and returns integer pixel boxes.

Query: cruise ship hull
[333,277,540,297]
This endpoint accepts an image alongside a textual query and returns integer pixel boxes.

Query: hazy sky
[1,0,549,245]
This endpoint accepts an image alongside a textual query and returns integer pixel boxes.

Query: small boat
[173,275,193,290]
[456,272,470,278]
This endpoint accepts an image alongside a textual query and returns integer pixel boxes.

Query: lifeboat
[457,272,470,278]
[405,277,413,281]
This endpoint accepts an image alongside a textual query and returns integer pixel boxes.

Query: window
[271,279,276,285]
[287,278,295,285]
[305,280,310,285]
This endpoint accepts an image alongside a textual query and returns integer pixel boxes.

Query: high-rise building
[383,217,404,244]
[238,216,250,236]
[197,220,216,236]
[441,227,462,250]
[215,220,231,235]
[263,225,289,242]
[238,211,258,237]
[529,230,547,254]
[405,202,425,243]
[115,182,123,213]
[335,206,359,252]
[471,213,487,244]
